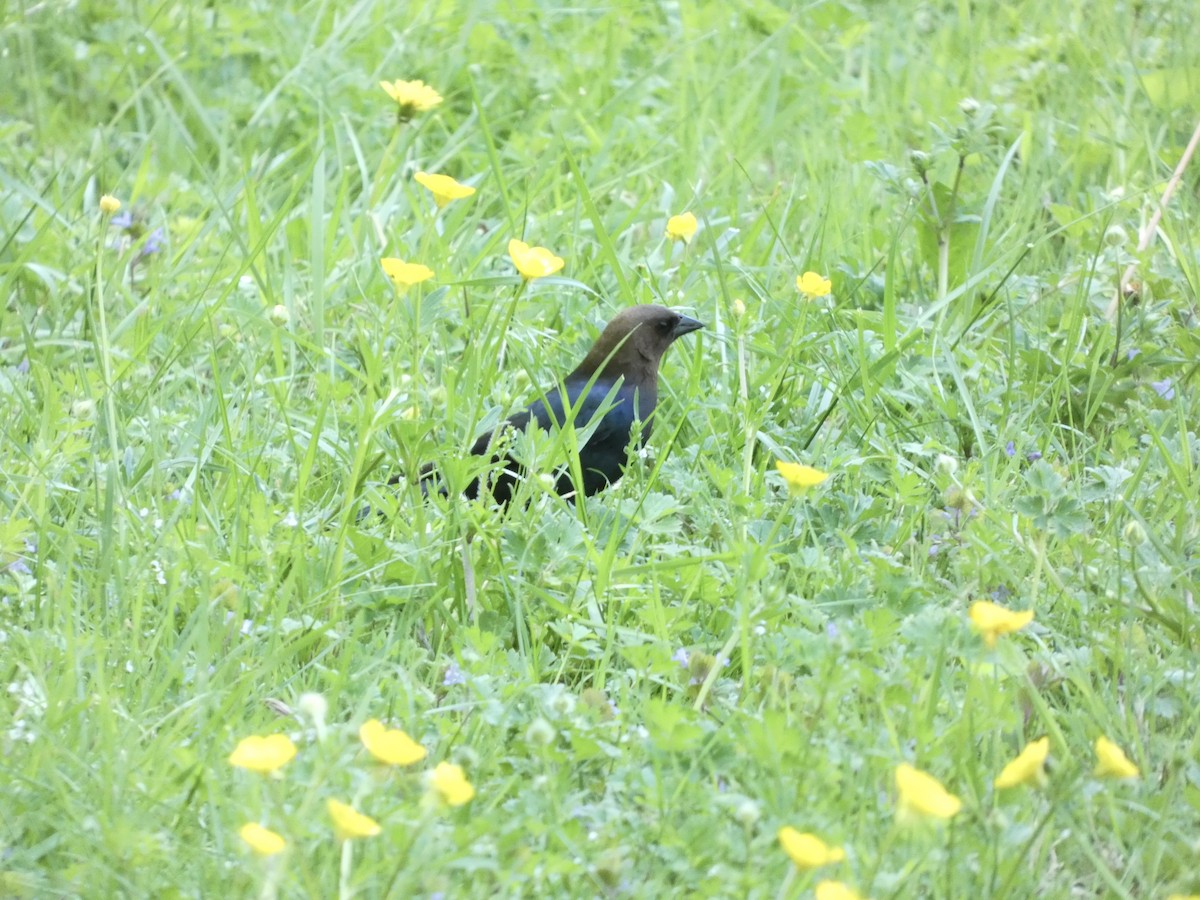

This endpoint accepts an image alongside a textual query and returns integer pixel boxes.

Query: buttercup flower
[797,271,832,297]
[1094,736,1139,779]
[239,822,286,856]
[666,212,698,243]
[895,763,962,820]
[359,718,427,766]
[380,257,435,289]
[508,239,564,280]
[969,601,1034,648]
[414,172,476,208]
[99,194,121,214]
[327,799,382,839]
[228,734,297,774]
[775,460,829,495]
[777,827,845,870]
[994,737,1050,789]
[430,761,475,806]
[379,79,442,121]
[816,882,867,900]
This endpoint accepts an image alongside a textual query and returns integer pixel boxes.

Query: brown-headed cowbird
[425,304,703,504]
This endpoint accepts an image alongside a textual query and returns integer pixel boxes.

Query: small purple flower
[139,227,165,259]
[110,210,134,230]
[671,648,689,667]
[825,621,839,640]
[1151,378,1175,400]
[1126,348,1140,361]
[442,662,465,686]
[16,358,30,374]
[1026,450,1042,463]
[990,585,1012,602]
[1005,441,1015,457]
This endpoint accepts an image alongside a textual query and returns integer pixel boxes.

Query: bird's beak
[672,314,705,338]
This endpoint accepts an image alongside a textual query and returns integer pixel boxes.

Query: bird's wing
[472,379,640,450]
[531,379,641,446]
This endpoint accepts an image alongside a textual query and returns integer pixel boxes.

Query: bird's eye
[659,316,677,332]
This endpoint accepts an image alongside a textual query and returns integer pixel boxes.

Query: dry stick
[1109,117,1200,318]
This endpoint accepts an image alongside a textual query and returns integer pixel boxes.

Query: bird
[419,304,704,505]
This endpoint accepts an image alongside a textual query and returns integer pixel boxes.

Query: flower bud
[269,304,290,327]
[297,692,327,724]
[1103,225,1128,248]
[909,149,931,176]
[734,799,761,826]
[935,453,958,476]
[525,717,556,747]
[1122,520,1146,546]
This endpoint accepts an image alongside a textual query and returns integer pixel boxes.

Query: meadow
[2,0,1199,896]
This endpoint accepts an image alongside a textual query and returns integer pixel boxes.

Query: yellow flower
[380,257,435,289]
[969,600,1034,648]
[775,460,830,495]
[895,763,962,820]
[430,761,475,806]
[1166,895,1200,900]
[666,212,698,243]
[797,271,832,297]
[99,194,121,214]
[1094,736,1139,779]
[414,171,476,208]
[379,79,442,120]
[359,718,427,766]
[994,737,1050,789]
[816,882,867,900]
[777,827,845,870]
[228,734,297,774]
[508,239,564,280]
[238,822,286,856]
[327,799,382,839]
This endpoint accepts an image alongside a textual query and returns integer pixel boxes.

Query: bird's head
[573,304,705,381]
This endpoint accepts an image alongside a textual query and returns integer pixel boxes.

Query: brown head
[569,304,704,386]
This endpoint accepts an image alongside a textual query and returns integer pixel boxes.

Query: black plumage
[434,304,703,504]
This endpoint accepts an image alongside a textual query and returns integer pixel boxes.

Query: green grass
[3,0,1199,896]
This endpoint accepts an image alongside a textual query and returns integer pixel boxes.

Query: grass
[2,0,1199,896]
